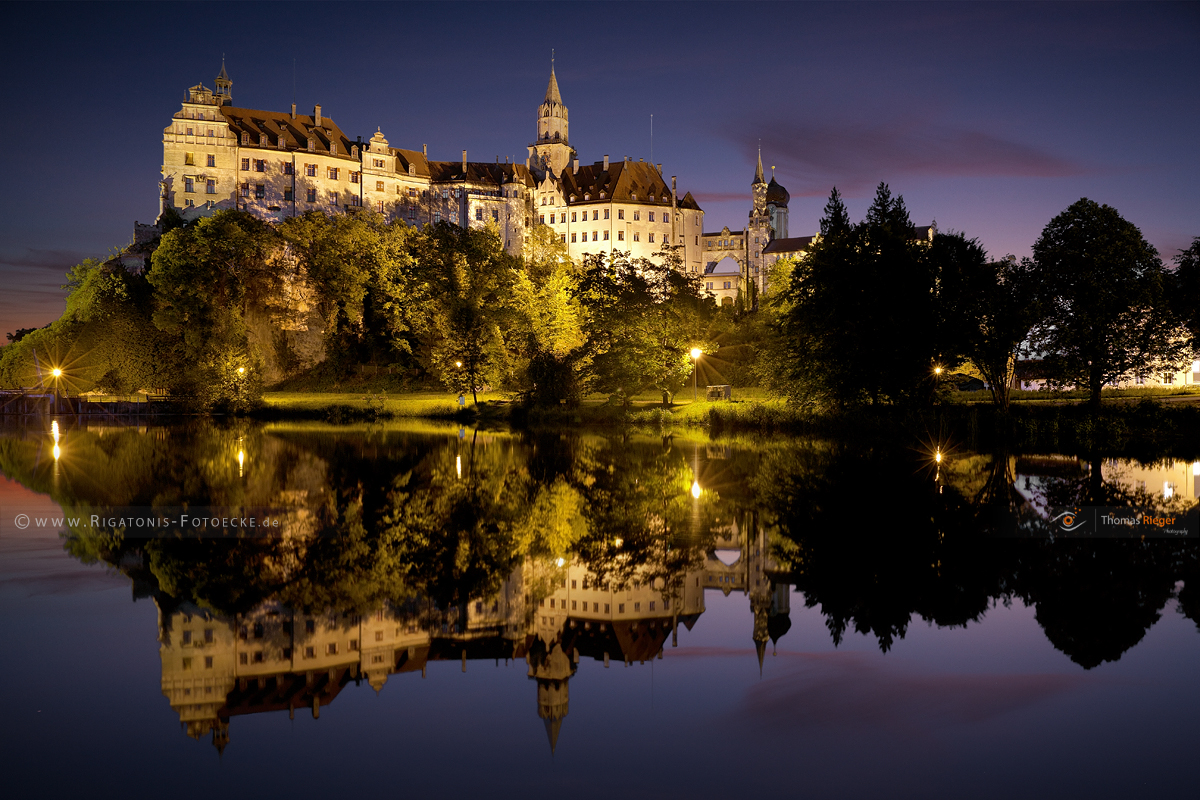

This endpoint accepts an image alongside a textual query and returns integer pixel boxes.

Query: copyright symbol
[14,514,30,529]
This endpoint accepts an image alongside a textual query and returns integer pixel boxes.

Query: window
[350,171,360,184]
[375,630,384,642]
[184,177,194,193]
[376,200,384,212]
[408,187,417,197]
[205,656,213,668]
[476,208,484,221]
[284,188,294,201]
[539,214,545,224]
[254,159,265,172]
[592,231,598,241]
[706,282,713,290]
[603,230,609,240]
[186,127,193,136]
[618,209,625,220]
[305,163,317,177]
[305,619,316,633]
[634,602,641,612]
[255,184,265,199]
[241,183,249,198]
[373,158,385,168]
[591,210,598,220]
[492,209,499,222]
[185,152,195,166]
[308,138,316,151]
[304,646,315,658]
[327,167,339,180]
[239,157,249,171]
[604,209,610,220]
[376,180,384,192]
[330,142,337,155]
[206,154,216,168]
[618,604,625,613]
[205,179,215,194]
[408,207,416,220]
[571,212,577,222]
[182,630,192,645]
[560,234,567,243]
[571,600,577,610]
[239,652,248,665]
[306,188,317,202]
[204,629,214,644]
[330,191,338,205]
[649,212,655,222]
[633,232,640,242]
[617,231,624,241]
[649,233,655,243]
[570,232,577,242]
[663,599,670,610]
[724,281,732,289]
[241,132,249,145]
[326,643,339,656]
[253,651,263,663]
[633,211,641,221]
[283,162,294,175]
[349,639,359,651]
[350,195,361,207]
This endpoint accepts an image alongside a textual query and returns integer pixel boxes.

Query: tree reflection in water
[0,419,1195,753]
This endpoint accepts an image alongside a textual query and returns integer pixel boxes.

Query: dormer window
[600,192,606,199]
[259,133,267,146]
[308,138,315,151]
[631,193,637,200]
[584,193,590,200]
[241,132,249,145]
[330,142,338,155]
[351,145,359,159]
[408,165,415,175]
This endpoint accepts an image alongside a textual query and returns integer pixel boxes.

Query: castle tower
[527,58,576,178]
[214,58,232,107]
[746,147,773,304]
[529,641,575,754]
[766,166,790,240]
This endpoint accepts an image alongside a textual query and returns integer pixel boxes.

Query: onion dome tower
[766,167,790,239]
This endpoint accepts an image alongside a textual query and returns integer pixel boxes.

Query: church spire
[545,53,562,105]
[214,56,232,106]
[753,145,765,185]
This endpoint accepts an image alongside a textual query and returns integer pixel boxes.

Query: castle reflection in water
[159,519,787,754]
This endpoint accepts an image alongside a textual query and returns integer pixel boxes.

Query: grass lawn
[262,390,507,417]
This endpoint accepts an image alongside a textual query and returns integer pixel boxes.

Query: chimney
[462,149,467,173]
[422,143,427,158]
[671,176,677,202]
[290,103,296,119]
[656,163,662,174]
[603,154,609,170]
[572,157,579,175]
[314,105,322,126]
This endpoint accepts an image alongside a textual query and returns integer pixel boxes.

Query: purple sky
[1,1,1196,337]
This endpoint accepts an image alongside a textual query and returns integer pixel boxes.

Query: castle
[160,60,810,301]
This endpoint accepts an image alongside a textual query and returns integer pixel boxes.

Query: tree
[412,222,520,403]
[933,238,1041,412]
[1170,237,1200,355]
[148,210,279,409]
[1029,199,1188,410]
[768,184,937,408]
[575,249,713,406]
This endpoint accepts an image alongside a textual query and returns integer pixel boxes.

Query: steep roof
[544,65,563,106]
[427,160,536,187]
[560,160,673,205]
[678,191,702,211]
[219,106,355,160]
[754,148,765,185]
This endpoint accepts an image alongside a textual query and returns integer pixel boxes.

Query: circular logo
[14,514,30,529]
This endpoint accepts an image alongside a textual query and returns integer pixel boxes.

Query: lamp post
[51,367,62,415]
[690,348,702,402]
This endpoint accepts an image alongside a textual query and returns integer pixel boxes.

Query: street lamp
[51,367,62,414]
[690,348,702,402]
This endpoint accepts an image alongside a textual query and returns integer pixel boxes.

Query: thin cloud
[726,118,1088,197]
[733,652,1087,734]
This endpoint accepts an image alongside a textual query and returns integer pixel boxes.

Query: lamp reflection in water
[691,480,701,499]
[51,420,61,461]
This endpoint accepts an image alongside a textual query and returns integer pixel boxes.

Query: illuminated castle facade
[159,61,709,273]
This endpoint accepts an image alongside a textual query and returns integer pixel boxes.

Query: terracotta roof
[763,235,815,255]
[219,106,355,159]
[393,148,431,178]
[559,160,673,205]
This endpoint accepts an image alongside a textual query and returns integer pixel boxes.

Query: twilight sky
[1,1,1197,336]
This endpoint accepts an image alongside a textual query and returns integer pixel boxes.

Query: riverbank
[253,388,1200,457]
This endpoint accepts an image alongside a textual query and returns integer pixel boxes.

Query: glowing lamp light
[613,537,623,548]
[690,348,702,360]
[51,368,62,378]
[1164,482,1174,500]
[455,361,463,368]
[53,445,61,460]
[934,366,943,375]
[1193,461,1200,477]
[237,367,245,375]
[456,454,462,479]
[237,449,245,477]
[935,448,942,464]
[555,557,565,567]
[691,480,701,499]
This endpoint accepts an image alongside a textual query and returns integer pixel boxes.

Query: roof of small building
[763,235,816,255]
[219,106,355,160]
[706,255,742,276]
